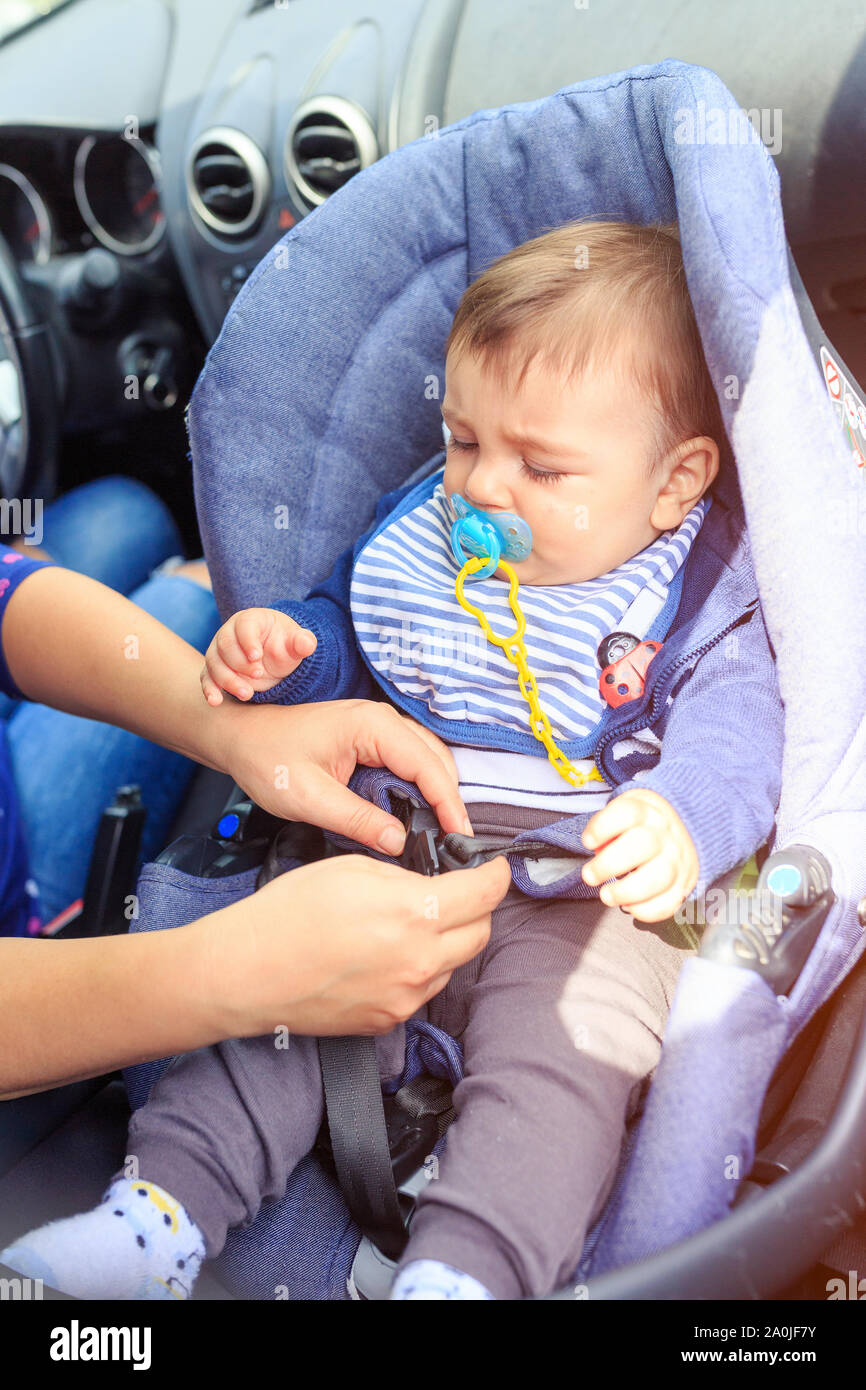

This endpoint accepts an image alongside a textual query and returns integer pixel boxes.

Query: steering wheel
[0,231,59,505]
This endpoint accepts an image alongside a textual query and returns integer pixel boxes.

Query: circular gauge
[74,135,165,256]
[0,164,52,264]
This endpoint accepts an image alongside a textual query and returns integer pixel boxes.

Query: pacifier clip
[449,495,604,790]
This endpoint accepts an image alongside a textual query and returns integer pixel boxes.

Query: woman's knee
[40,477,185,593]
[128,572,220,652]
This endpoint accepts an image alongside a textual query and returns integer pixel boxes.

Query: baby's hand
[201,608,317,706]
[580,788,698,923]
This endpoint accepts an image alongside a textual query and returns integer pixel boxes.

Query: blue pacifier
[449,494,533,580]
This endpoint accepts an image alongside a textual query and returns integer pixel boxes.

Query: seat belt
[317,1036,409,1262]
[317,804,579,1260]
[249,823,409,1260]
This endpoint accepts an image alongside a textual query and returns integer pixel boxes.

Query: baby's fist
[580,787,699,923]
[201,608,317,705]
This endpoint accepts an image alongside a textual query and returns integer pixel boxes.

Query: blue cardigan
[256,471,784,900]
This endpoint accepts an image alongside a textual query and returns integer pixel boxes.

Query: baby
[2,220,783,1300]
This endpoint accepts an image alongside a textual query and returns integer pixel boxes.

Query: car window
[0,0,77,49]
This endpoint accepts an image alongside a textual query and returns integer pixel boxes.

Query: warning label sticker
[820,346,866,469]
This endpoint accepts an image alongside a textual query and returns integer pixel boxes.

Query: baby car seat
[179,56,866,1299]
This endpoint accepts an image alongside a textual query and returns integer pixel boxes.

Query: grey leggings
[126,801,699,1299]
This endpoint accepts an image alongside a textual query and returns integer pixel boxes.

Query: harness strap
[317,1036,409,1262]
[316,809,587,1259]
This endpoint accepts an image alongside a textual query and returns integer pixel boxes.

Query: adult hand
[211,851,513,1038]
[224,698,473,856]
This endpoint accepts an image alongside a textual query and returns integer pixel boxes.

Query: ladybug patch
[597,631,662,709]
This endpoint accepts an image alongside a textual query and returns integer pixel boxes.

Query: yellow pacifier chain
[455,554,606,790]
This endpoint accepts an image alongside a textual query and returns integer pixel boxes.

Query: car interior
[2,0,866,1303]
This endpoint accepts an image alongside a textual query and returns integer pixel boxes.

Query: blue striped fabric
[350,474,709,744]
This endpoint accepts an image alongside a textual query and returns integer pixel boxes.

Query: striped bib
[350,475,708,744]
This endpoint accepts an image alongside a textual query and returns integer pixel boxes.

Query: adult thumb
[299,770,407,857]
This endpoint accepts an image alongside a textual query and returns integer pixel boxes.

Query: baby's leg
[125,1032,334,1255]
[396,890,694,1300]
[1,1027,406,1299]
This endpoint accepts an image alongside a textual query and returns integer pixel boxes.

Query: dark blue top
[0,544,51,935]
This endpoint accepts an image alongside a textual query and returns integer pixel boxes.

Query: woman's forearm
[1,565,238,772]
[0,563,469,844]
[0,850,506,1096]
[0,564,491,1097]
[0,906,246,1098]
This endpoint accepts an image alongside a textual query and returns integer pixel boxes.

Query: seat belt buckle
[399,803,507,875]
[401,804,443,876]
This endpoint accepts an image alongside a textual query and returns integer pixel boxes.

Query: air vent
[187,126,271,238]
[284,96,378,208]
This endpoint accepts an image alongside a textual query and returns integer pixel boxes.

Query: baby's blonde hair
[446,219,727,473]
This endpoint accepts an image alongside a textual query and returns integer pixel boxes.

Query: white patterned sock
[0,1177,206,1301]
[390,1258,495,1300]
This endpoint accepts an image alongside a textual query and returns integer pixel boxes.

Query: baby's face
[442,348,678,586]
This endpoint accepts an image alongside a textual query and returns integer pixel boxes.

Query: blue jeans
[3,477,220,923]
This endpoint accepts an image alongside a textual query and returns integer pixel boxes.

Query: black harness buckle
[398,803,524,876]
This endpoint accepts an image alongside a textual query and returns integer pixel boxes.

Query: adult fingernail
[378,825,405,856]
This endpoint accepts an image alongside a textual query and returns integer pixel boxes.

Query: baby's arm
[201,608,317,704]
[581,788,699,922]
[201,569,369,706]
[201,476,423,707]
[581,604,783,922]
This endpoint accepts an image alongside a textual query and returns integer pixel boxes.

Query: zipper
[594,604,758,784]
